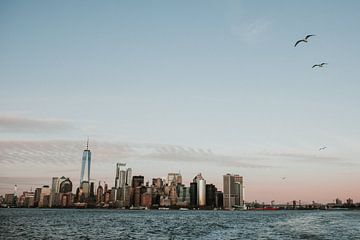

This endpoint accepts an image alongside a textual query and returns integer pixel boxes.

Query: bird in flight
[294,34,316,47]
[319,146,327,151]
[281,177,286,180]
[312,62,328,68]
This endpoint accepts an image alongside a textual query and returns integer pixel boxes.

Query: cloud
[230,18,271,43]
[0,140,268,169]
[0,114,75,133]
[257,151,355,166]
[0,140,354,173]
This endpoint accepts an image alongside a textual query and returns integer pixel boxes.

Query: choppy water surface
[1,209,360,239]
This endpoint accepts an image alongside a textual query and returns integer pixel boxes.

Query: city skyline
[1,1,360,203]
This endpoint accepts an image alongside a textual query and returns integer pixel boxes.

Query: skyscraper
[132,176,144,188]
[193,173,206,207]
[59,178,72,193]
[223,174,244,209]
[126,168,132,187]
[190,182,197,207]
[115,163,132,188]
[96,181,103,204]
[206,184,217,208]
[167,172,182,185]
[234,175,244,207]
[80,139,91,185]
[51,177,59,194]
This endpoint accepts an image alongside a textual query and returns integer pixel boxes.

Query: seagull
[319,146,327,151]
[312,62,328,68]
[294,34,316,47]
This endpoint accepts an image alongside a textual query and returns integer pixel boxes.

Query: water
[1,209,360,239]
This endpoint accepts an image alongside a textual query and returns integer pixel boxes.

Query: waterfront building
[194,173,206,207]
[167,172,182,185]
[115,163,126,188]
[177,186,190,206]
[206,184,217,208]
[110,187,117,203]
[189,182,197,208]
[50,176,71,207]
[80,139,91,185]
[234,175,244,207]
[160,196,171,207]
[223,174,235,209]
[215,191,224,209]
[59,178,72,193]
[126,168,132,187]
[223,174,244,209]
[132,175,144,188]
[34,187,42,207]
[38,185,50,207]
[133,186,147,207]
[115,163,132,188]
[141,192,152,208]
[51,177,60,194]
[169,184,178,206]
[96,182,104,204]
[152,178,163,189]
[4,193,15,206]
[80,181,90,199]
[60,193,73,207]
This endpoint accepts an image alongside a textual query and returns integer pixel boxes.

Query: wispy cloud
[230,18,271,43]
[0,114,75,133]
[257,151,355,166]
[0,140,268,169]
[0,139,354,170]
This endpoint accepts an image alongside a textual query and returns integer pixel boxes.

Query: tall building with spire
[80,138,91,185]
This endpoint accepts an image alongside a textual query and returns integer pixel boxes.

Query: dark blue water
[1,209,359,239]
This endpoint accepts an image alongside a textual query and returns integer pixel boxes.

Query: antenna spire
[86,137,89,150]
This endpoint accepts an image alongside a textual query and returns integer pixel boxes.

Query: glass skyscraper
[80,139,91,185]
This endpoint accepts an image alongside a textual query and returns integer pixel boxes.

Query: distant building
[80,139,91,185]
[335,198,342,205]
[189,182,197,208]
[115,163,126,188]
[4,193,15,206]
[96,182,104,204]
[206,184,217,208]
[51,177,60,194]
[223,174,244,209]
[234,175,244,207]
[141,193,152,208]
[60,178,72,193]
[193,173,206,207]
[177,186,190,206]
[132,176,144,188]
[169,184,178,206]
[346,198,354,205]
[167,173,182,185]
[34,188,42,207]
[215,191,223,209]
[152,178,163,189]
[223,174,236,209]
[80,181,90,199]
[133,186,146,207]
[38,185,50,207]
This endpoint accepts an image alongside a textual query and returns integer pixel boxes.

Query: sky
[1,0,360,203]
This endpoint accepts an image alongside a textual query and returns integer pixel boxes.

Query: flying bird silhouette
[294,34,316,47]
[312,62,328,68]
[319,146,327,151]
[281,177,286,180]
